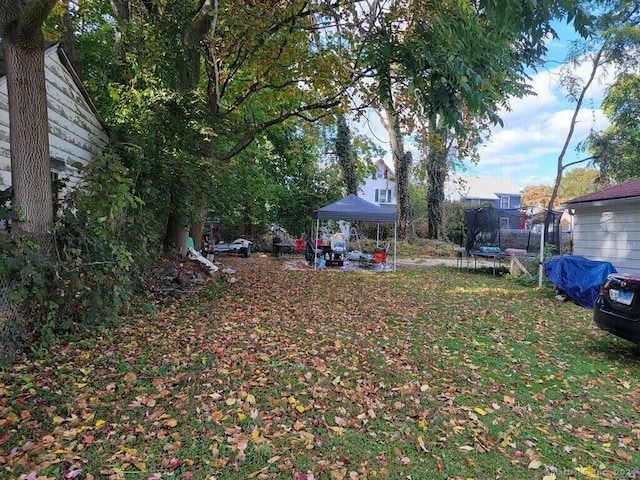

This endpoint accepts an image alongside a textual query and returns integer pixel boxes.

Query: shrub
[0,152,145,351]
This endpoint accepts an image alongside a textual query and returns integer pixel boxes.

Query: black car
[594,274,640,343]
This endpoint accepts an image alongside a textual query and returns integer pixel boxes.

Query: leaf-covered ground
[2,255,640,480]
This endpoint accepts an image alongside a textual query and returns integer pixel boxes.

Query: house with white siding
[0,43,109,190]
[564,178,640,276]
[359,159,396,206]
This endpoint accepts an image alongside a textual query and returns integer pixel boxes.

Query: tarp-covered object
[313,194,396,222]
[544,255,617,308]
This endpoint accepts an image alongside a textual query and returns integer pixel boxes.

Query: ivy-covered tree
[335,114,358,196]
[359,0,589,240]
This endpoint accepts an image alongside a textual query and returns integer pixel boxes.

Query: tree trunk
[189,196,209,251]
[164,214,189,256]
[426,118,448,240]
[426,149,447,240]
[5,33,53,236]
[384,107,412,240]
[544,47,604,245]
[336,114,358,195]
[59,1,83,82]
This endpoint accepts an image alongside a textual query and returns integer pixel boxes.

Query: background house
[359,159,396,206]
[447,176,523,230]
[449,176,522,209]
[0,43,109,190]
[564,178,640,276]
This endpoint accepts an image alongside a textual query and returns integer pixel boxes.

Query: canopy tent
[312,194,397,270]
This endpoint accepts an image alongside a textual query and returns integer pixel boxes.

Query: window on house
[500,195,510,209]
[384,169,388,179]
[500,217,510,229]
[378,189,391,203]
[377,168,383,179]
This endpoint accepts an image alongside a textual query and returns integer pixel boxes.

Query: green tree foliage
[587,73,640,182]
[559,167,599,200]
[547,0,640,216]
[358,0,589,240]
[0,152,142,349]
[73,0,351,250]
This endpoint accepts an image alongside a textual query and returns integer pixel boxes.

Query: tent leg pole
[394,222,397,272]
[314,219,319,270]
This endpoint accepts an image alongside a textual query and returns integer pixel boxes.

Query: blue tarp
[544,255,617,308]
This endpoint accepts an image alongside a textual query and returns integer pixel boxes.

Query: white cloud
[474,55,614,187]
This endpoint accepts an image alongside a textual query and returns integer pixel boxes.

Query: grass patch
[1,256,639,479]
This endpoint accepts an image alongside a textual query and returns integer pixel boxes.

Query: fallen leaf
[528,460,542,469]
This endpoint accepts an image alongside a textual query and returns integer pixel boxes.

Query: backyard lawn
[1,255,639,479]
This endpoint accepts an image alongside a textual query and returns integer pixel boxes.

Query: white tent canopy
[312,194,397,270]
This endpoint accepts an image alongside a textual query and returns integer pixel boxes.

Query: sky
[353,22,614,191]
[468,24,612,189]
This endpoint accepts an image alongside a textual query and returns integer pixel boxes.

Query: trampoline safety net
[464,206,563,253]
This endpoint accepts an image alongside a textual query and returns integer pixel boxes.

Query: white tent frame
[311,194,397,271]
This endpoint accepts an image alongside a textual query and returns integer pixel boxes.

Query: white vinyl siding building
[360,159,396,207]
[566,179,640,276]
[570,200,640,276]
[0,43,108,189]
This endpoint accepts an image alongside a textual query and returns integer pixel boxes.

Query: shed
[564,178,640,276]
[312,194,397,270]
[0,43,109,189]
